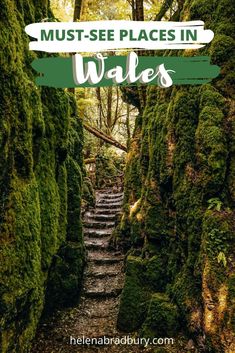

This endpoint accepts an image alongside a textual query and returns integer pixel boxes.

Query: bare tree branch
[154,0,174,21]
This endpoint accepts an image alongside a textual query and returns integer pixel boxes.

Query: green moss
[82,176,95,208]
[201,210,233,286]
[190,0,215,21]
[66,156,83,242]
[169,266,201,322]
[141,293,180,338]
[118,1,235,352]
[210,35,235,65]
[117,256,149,331]
[145,255,169,292]
[195,107,227,189]
[0,1,85,352]
[44,242,85,312]
[203,210,231,253]
[123,125,142,204]
[144,203,170,241]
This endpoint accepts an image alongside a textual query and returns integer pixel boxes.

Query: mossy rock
[141,293,180,338]
[66,156,83,242]
[82,176,95,208]
[144,203,170,241]
[44,242,85,312]
[202,210,232,263]
[0,1,85,351]
[145,255,169,292]
[210,34,235,65]
[117,256,149,331]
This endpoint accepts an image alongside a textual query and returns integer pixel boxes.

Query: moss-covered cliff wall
[118,1,235,352]
[0,1,85,352]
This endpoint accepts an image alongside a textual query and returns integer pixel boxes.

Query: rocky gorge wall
[118,1,235,352]
[0,1,85,352]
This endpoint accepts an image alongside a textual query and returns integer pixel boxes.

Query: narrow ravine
[30,186,189,353]
[30,189,142,353]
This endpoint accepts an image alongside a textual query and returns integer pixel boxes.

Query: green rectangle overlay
[31,55,220,88]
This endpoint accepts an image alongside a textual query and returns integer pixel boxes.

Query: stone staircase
[30,189,195,353]
[30,189,128,353]
[82,190,124,303]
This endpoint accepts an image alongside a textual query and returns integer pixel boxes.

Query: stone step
[84,238,109,250]
[98,193,123,198]
[85,212,116,221]
[88,250,123,258]
[88,258,124,265]
[83,220,115,229]
[85,271,120,279]
[84,276,123,299]
[88,253,124,265]
[96,202,123,209]
[97,196,123,204]
[87,262,123,277]
[97,192,123,199]
[84,287,122,299]
[94,208,122,215]
[84,228,113,238]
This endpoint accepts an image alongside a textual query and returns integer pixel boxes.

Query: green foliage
[95,148,124,188]
[217,251,227,267]
[207,198,223,211]
[203,210,230,259]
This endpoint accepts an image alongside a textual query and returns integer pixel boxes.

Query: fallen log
[83,123,127,152]
[84,157,96,164]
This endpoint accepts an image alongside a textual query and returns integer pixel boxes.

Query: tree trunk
[131,0,144,21]
[73,0,82,21]
[68,0,83,93]
[106,86,113,136]
[155,0,174,21]
[84,157,96,164]
[131,0,146,110]
[126,103,131,150]
[131,0,136,20]
[135,0,144,21]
